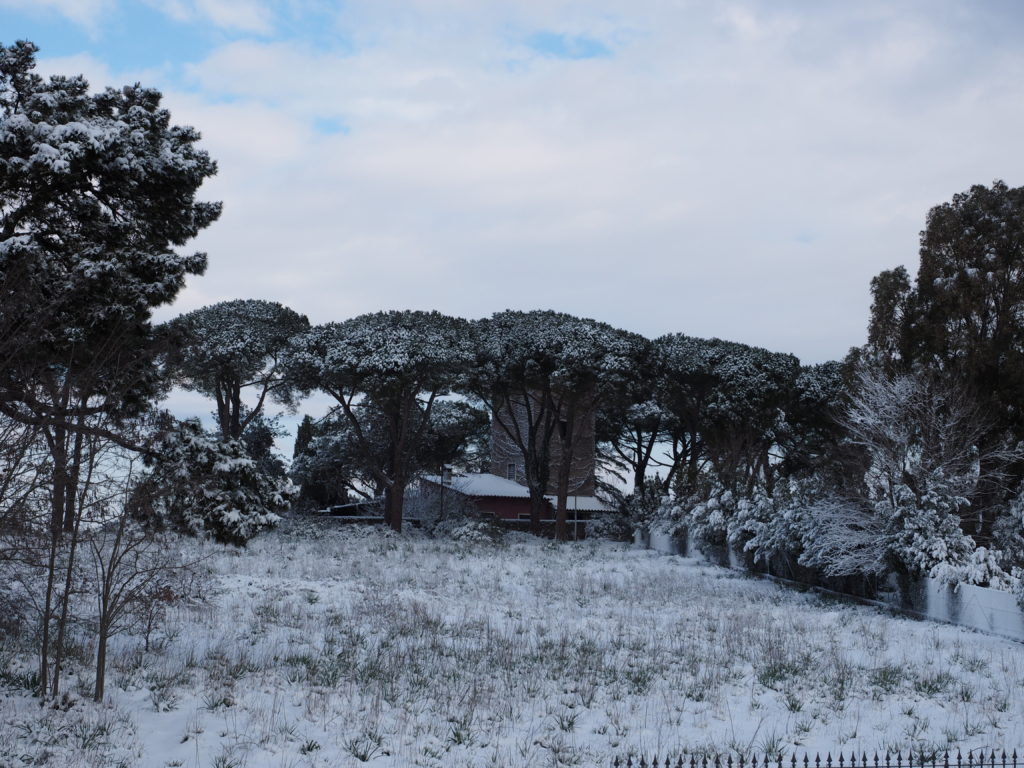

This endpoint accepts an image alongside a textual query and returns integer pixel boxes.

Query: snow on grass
[2,521,1023,767]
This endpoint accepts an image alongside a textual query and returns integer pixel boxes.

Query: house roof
[422,472,530,498]
[544,494,614,512]
[421,473,614,512]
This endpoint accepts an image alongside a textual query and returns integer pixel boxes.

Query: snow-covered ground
[3,521,1023,768]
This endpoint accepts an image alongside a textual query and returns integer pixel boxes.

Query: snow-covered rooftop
[543,494,613,512]
[422,472,530,498]
[421,473,614,511]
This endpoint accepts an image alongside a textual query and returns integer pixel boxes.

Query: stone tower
[489,393,597,496]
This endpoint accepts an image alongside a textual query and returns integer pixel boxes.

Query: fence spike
[816,755,822,768]
[840,754,845,768]
[945,752,950,768]
[828,754,833,768]
[957,752,962,768]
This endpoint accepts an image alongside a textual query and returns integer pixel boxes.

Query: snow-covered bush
[882,472,976,578]
[993,489,1024,568]
[433,517,506,546]
[586,511,633,541]
[789,367,1017,586]
[134,421,294,546]
[622,478,667,531]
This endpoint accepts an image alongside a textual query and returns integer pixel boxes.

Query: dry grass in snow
[2,520,1023,767]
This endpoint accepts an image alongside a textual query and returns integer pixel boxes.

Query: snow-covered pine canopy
[0,41,220,344]
[283,310,475,531]
[164,299,309,439]
[0,40,220,425]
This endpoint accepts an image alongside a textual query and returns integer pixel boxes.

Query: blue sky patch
[313,116,351,136]
[525,32,612,60]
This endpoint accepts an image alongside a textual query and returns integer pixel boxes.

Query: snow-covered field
[3,521,1023,768]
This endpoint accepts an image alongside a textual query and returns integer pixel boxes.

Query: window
[506,463,516,481]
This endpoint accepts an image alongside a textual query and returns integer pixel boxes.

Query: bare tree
[89,464,186,702]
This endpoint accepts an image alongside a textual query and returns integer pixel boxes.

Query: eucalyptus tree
[863,180,1024,532]
[285,311,474,532]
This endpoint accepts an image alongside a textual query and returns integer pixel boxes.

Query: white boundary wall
[637,527,1024,644]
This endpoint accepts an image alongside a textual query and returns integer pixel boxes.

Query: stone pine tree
[595,336,662,493]
[284,311,474,532]
[471,311,640,540]
[0,40,220,526]
[291,399,488,509]
[656,334,799,496]
[164,299,309,441]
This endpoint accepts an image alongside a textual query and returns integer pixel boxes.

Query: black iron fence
[613,752,1020,768]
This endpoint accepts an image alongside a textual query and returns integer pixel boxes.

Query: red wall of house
[474,496,541,521]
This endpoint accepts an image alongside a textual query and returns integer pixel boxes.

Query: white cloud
[145,0,275,34]
[0,0,114,31]
[37,1,1024,370]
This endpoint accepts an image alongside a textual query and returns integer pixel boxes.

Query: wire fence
[613,752,1021,768]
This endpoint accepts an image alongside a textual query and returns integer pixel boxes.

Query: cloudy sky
[4,1,1024,369]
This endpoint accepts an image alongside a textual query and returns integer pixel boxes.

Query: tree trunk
[94,621,108,702]
[554,469,570,541]
[38,526,59,697]
[528,487,546,535]
[382,487,393,529]
[554,401,578,542]
[51,418,87,698]
[388,478,405,533]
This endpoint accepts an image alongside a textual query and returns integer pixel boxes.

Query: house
[420,470,611,538]
[422,397,613,537]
